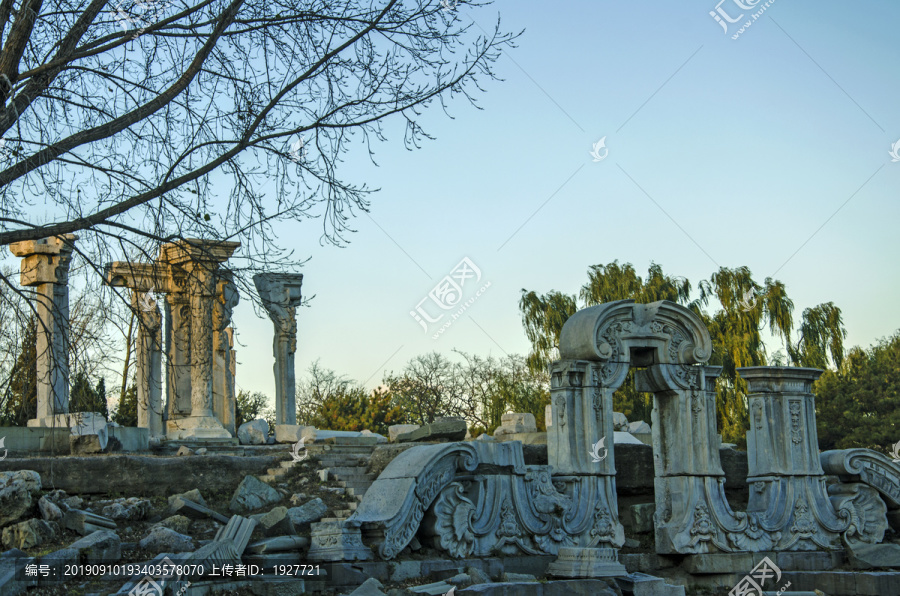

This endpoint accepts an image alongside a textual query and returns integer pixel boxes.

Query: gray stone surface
[250,506,297,536]
[408,581,455,595]
[230,474,282,512]
[626,420,651,435]
[360,430,388,444]
[38,496,62,522]
[546,547,627,578]
[456,580,618,596]
[69,530,121,563]
[0,454,283,497]
[215,515,259,554]
[168,488,207,509]
[0,547,34,595]
[70,433,103,454]
[396,417,467,442]
[493,413,537,436]
[349,577,386,596]
[502,572,537,582]
[615,572,686,596]
[287,497,328,529]
[308,520,372,562]
[238,419,270,445]
[274,424,314,443]
[61,508,116,535]
[177,445,194,456]
[0,483,33,527]
[170,495,230,524]
[101,497,151,521]
[138,525,194,552]
[629,503,655,534]
[247,535,309,553]
[389,425,420,442]
[847,542,900,570]
[157,514,191,534]
[467,566,492,584]
[613,412,629,431]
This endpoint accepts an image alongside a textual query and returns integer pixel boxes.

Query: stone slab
[457,580,619,596]
[846,542,900,570]
[493,432,547,445]
[108,427,150,451]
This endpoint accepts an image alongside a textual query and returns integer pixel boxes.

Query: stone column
[133,290,163,437]
[164,271,192,420]
[159,239,239,440]
[9,235,77,425]
[212,273,239,435]
[253,273,303,425]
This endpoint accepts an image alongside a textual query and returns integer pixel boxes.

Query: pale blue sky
[231,0,900,397]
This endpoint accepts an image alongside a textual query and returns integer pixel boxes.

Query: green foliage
[815,332,900,451]
[69,372,109,419]
[1,316,36,426]
[236,390,272,430]
[519,261,847,446]
[112,383,138,427]
[310,386,403,435]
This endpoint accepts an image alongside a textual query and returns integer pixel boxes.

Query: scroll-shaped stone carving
[349,443,477,559]
[821,448,900,509]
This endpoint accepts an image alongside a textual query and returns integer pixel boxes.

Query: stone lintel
[104,262,177,293]
[159,239,240,267]
[738,367,823,394]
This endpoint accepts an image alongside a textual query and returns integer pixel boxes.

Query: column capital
[10,234,77,286]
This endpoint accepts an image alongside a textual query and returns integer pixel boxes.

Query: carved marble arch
[558,299,712,391]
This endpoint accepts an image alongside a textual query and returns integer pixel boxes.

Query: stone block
[613,412,629,431]
[230,475,282,513]
[627,421,651,435]
[215,515,259,554]
[409,581,456,595]
[168,488,207,509]
[69,434,103,455]
[301,428,362,443]
[69,530,121,563]
[61,509,116,536]
[247,535,309,553]
[494,413,537,436]
[396,417,467,443]
[38,496,62,522]
[287,498,329,530]
[250,506,296,536]
[107,426,149,451]
[101,497,151,521]
[628,503,655,534]
[546,547,627,578]
[0,484,33,527]
[157,515,191,534]
[308,520,373,562]
[326,436,379,446]
[170,496,229,524]
[847,542,900,570]
[494,432,547,445]
[360,430,388,443]
[138,526,193,553]
[615,572,686,596]
[389,425,420,442]
[238,419,270,445]
[274,424,314,443]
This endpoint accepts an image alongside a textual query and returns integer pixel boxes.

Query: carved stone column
[738,367,886,550]
[159,239,240,440]
[213,273,239,435]
[164,287,192,419]
[133,291,163,437]
[253,273,303,425]
[10,235,77,425]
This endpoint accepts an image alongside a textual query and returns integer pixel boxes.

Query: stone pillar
[134,290,164,437]
[253,273,303,425]
[737,366,866,550]
[9,235,77,425]
[159,239,239,440]
[212,273,239,435]
[164,273,192,419]
[545,359,626,578]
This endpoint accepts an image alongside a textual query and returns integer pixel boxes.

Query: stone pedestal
[9,235,77,424]
[253,273,303,425]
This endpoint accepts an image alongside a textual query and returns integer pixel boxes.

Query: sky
[6,1,896,404]
[224,0,900,400]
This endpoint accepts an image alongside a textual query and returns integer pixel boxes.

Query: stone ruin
[4,235,306,450]
[2,266,900,594]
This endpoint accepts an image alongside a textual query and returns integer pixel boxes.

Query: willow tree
[520,262,846,445]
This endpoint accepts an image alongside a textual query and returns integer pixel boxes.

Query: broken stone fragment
[101,497,151,521]
[69,530,121,563]
[249,506,296,536]
[396,417,467,443]
[237,419,269,445]
[286,498,328,530]
[69,433,104,455]
[157,515,191,534]
[176,446,194,456]
[214,515,258,554]
[138,525,194,553]
[61,508,116,536]
[0,518,57,550]
[229,475,282,513]
[246,535,309,553]
[38,496,62,522]
[168,489,207,510]
[169,497,229,524]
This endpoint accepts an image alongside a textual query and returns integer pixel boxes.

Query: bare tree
[0,0,514,276]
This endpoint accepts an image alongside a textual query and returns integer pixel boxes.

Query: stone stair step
[324,467,369,476]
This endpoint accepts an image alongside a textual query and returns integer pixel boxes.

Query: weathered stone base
[167,416,232,440]
[546,547,627,578]
[308,520,373,562]
[28,413,109,450]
